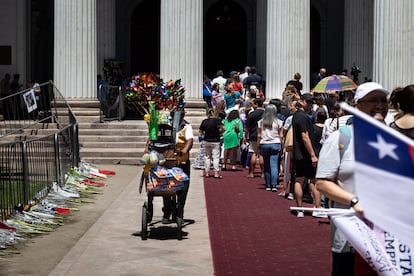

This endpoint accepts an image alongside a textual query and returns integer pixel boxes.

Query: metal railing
[0,81,79,220]
[98,84,125,122]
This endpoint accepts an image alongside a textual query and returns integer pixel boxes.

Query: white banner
[332,215,410,276]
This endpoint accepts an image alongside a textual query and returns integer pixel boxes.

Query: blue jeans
[260,143,281,188]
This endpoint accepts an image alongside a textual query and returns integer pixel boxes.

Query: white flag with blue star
[342,103,414,251]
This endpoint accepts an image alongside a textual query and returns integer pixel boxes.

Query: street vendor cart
[139,123,188,240]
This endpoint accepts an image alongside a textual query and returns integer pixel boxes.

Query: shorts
[250,141,260,155]
[294,159,316,178]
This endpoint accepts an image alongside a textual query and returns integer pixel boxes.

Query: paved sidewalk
[49,165,213,276]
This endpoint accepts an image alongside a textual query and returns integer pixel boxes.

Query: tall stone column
[54,0,97,98]
[373,0,414,90]
[97,0,116,77]
[343,0,373,84]
[160,0,203,100]
[265,0,310,99]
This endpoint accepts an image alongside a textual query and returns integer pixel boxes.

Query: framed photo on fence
[23,90,38,113]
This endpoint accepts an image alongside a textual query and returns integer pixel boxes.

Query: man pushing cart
[140,108,193,240]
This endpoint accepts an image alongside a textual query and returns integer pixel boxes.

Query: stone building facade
[0,0,413,100]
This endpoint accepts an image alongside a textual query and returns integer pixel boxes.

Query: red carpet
[204,168,331,275]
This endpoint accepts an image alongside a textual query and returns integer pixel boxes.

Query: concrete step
[74,99,207,165]
[79,128,143,136]
[80,141,143,148]
[79,135,144,143]
[78,121,147,129]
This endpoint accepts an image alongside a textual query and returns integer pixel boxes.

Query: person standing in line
[239,66,251,85]
[222,109,243,171]
[245,98,265,178]
[292,93,324,218]
[211,82,222,110]
[312,67,327,89]
[257,104,284,191]
[280,99,298,199]
[316,82,390,275]
[223,85,242,112]
[282,85,300,105]
[286,72,303,95]
[0,73,11,116]
[0,73,11,97]
[389,84,414,139]
[203,74,212,108]
[199,108,225,178]
[312,95,329,118]
[320,103,353,144]
[243,66,262,93]
[230,73,245,99]
[212,70,227,94]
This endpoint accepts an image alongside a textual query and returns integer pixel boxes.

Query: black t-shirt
[199,117,223,142]
[246,108,264,141]
[244,74,262,88]
[292,109,316,160]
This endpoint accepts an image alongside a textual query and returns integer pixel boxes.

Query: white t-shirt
[181,123,194,140]
[316,126,356,253]
[316,126,356,204]
[283,115,293,131]
[257,118,283,144]
[212,76,227,93]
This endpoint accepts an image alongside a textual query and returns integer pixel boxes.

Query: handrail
[0,81,79,220]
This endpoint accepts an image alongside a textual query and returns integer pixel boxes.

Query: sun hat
[354,82,389,103]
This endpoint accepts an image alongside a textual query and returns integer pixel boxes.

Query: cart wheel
[177,217,183,240]
[147,201,153,223]
[141,202,148,240]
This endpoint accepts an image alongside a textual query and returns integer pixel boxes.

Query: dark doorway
[30,0,54,84]
[310,5,321,87]
[130,0,160,75]
[204,0,247,79]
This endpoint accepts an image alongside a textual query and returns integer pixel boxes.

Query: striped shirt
[320,115,353,144]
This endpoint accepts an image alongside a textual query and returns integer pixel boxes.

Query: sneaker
[287,193,294,200]
[162,217,170,224]
[312,210,328,218]
[297,211,304,218]
[265,187,271,191]
[271,187,277,192]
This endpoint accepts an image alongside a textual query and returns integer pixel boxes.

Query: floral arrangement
[124,73,185,115]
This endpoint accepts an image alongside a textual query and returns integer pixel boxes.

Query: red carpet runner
[204,168,331,275]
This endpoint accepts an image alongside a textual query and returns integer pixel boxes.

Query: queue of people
[198,68,414,275]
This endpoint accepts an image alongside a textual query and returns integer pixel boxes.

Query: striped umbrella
[312,75,358,94]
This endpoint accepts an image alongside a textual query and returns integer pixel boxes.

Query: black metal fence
[0,81,79,220]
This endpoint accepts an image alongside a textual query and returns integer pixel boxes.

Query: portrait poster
[23,90,38,113]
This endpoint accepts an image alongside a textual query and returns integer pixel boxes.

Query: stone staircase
[67,99,207,165]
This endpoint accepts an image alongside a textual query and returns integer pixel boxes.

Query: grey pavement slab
[49,166,213,276]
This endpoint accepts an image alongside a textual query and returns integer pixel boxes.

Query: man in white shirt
[212,70,227,94]
[239,66,251,84]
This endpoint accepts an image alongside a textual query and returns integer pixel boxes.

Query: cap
[301,93,314,102]
[354,82,389,103]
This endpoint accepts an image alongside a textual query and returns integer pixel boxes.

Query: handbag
[284,127,293,152]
